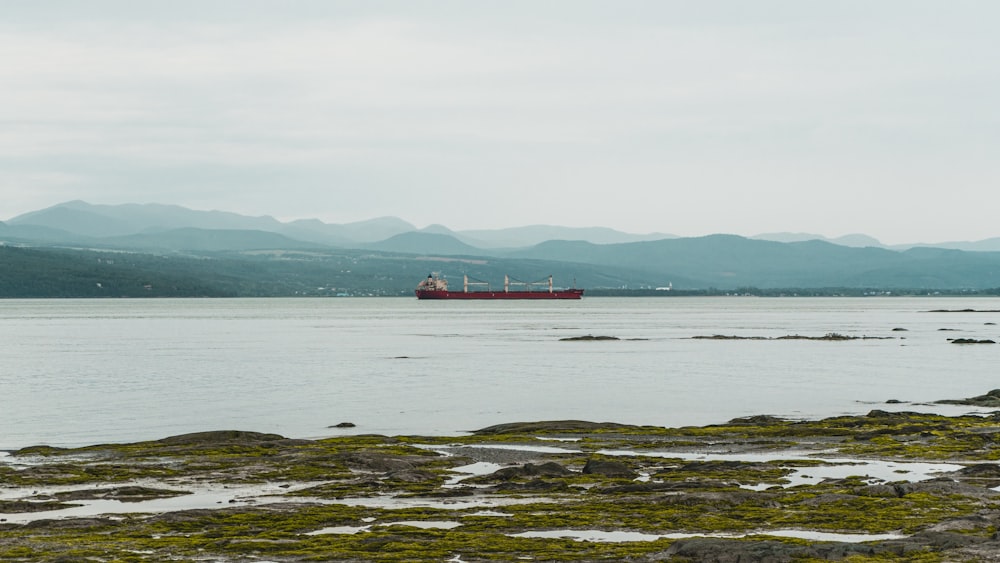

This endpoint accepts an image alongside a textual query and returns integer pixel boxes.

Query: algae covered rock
[157,430,289,446]
[473,420,639,434]
[490,462,572,480]
[582,458,637,478]
[937,389,1000,407]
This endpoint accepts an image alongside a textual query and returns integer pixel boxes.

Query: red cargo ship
[415,274,584,300]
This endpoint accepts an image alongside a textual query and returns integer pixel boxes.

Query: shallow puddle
[594,448,963,487]
[0,481,318,524]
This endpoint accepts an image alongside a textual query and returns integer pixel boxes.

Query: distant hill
[11,200,1000,253]
[6,200,1000,293]
[512,235,1000,289]
[8,200,285,237]
[0,245,236,297]
[6,201,415,247]
[98,228,331,252]
[0,221,89,244]
[0,244,651,298]
[365,232,488,256]
[892,238,1000,252]
[8,203,138,237]
[752,232,885,248]
[459,225,675,248]
[337,216,418,242]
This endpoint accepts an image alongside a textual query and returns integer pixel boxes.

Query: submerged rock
[692,333,890,341]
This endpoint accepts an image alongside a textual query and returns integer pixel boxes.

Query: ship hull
[416,289,583,300]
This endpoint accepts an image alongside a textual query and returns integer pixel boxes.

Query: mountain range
[3,200,1000,296]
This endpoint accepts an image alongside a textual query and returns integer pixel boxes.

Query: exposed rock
[559,335,620,341]
[854,484,906,498]
[906,530,983,550]
[899,478,1000,500]
[145,509,222,524]
[0,500,82,513]
[423,487,476,498]
[11,417,1000,562]
[937,389,1000,407]
[340,452,420,473]
[655,490,777,508]
[56,486,191,503]
[795,493,857,506]
[949,338,996,344]
[952,541,1000,560]
[490,462,572,480]
[385,469,438,483]
[929,309,1000,313]
[657,537,886,562]
[157,430,288,446]
[956,463,1000,478]
[24,518,119,530]
[728,414,785,425]
[692,333,891,341]
[49,556,100,563]
[657,530,998,561]
[693,334,769,340]
[473,420,639,434]
[867,409,909,419]
[582,458,637,478]
[594,481,726,494]
[952,464,1000,489]
[444,445,558,465]
[495,479,572,493]
[13,445,68,456]
[926,510,1000,533]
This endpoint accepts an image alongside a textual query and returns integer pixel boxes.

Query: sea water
[2,297,998,449]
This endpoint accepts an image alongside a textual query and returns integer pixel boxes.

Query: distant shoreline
[4,290,1000,299]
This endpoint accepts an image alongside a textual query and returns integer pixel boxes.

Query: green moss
[4,412,1000,561]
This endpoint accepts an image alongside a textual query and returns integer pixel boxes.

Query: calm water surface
[2,297,998,449]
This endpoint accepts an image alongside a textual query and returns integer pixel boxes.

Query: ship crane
[463,275,491,293]
[505,275,555,293]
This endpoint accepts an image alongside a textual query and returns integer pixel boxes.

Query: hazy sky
[2,1,997,244]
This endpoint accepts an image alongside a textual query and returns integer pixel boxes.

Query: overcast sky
[2,1,997,244]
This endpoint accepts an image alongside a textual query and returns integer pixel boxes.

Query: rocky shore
[5,394,1000,561]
